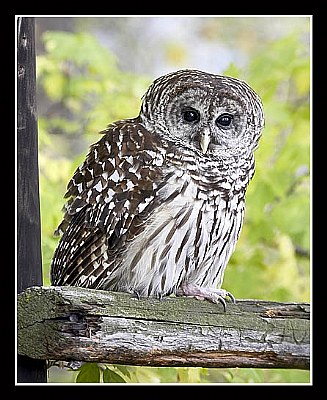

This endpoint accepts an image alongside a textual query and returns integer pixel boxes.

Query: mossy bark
[17,286,310,369]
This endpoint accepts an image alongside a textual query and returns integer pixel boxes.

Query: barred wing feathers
[51,120,165,287]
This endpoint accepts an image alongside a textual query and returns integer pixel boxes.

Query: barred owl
[51,69,264,310]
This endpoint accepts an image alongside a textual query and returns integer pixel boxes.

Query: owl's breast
[109,168,245,297]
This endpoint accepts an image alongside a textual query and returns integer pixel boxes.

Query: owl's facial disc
[164,87,247,155]
[140,70,264,157]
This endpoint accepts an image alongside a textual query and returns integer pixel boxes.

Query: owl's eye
[182,108,200,123]
[216,114,233,127]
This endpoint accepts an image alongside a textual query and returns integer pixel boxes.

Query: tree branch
[17,286,310,370]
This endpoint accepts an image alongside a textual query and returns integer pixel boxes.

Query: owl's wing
[50,119,166,287]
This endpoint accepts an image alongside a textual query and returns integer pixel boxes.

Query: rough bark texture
[17,286,310,370]
[17,17,46,383]
[17,17,43,295]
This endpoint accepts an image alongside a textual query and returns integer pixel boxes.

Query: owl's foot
[176,284,236,311]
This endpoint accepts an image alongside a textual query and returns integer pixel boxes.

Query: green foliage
[39,28,310,384]
[103,367,126,383]
[50,363,309,383]
[38,31,149,137]
[223,32,310,303]
[37,31,150,284]
[72,363,214,383]
[76,363,100,383]
[75,363,126,383]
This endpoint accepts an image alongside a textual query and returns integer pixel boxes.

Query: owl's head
[140,69,264,158]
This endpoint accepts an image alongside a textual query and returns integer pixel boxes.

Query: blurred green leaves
[37,31,150,141]
[37,31,150,284]
[76,363,101,383]
[75,364,127,383]
[223,31,310,303]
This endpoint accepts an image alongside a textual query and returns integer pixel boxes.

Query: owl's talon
[131,290,141,300]
[217,295,226,312]
[176,284,235,311]
[226,291,236,304]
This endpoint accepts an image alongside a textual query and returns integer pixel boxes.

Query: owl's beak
[200,129,210,154]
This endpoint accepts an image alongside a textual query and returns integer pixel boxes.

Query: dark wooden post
[17,17,47,383]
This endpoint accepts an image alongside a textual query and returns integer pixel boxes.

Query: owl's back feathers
[51,119,166,287]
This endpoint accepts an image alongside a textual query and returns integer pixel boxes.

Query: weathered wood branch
[17,286,310,370]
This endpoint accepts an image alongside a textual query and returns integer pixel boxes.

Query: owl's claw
[226,290,236,304]
[176,284,236,311]
[131,290,141,300]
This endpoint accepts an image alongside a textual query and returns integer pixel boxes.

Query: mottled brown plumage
[51,69,264,309]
